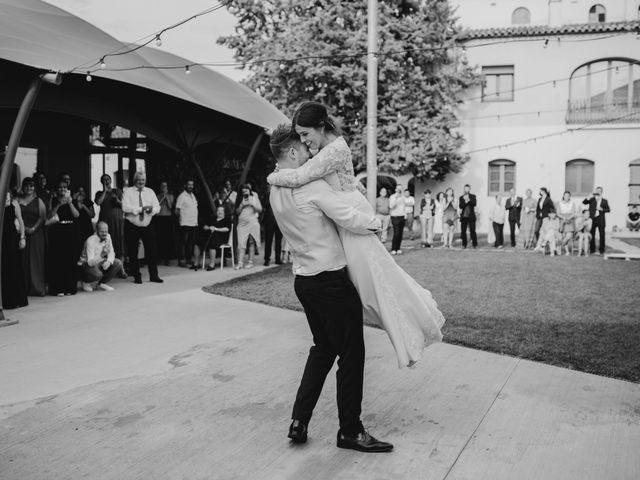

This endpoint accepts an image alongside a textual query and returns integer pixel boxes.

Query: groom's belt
[295,266,347,279]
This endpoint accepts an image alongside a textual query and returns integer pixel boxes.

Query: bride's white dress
[267,137,445,368]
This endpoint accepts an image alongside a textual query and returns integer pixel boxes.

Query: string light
[100,58,106,69]
[543,38,549,48]
[184,65,191,75]
[85,71,92,82]
[155,35,162,47]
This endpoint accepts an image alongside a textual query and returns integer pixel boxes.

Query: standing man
[582,186,610,255]
[389,184,406,255]
[504,188,522,248]
[419,190,435,248]
[403,189,416,240]
[175,179,198,269]
[375,187,391,243]
[122,172,163,284]
[459,184,478,249]
[268,124,391,453]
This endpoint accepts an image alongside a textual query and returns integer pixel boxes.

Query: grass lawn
[205,247,640,382]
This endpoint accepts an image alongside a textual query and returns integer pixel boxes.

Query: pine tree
[219,0,479,180]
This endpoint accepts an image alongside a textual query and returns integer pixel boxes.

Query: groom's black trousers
[292,267,365,436]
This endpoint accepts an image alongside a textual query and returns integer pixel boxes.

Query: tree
[219,0,479,181]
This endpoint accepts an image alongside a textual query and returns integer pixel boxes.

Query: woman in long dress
[441,188,457,249]
[520,189,537,249]
[94,174,124,259]
[18,177,46,296]
[557,191,577,255]
[2,192,28,309]
[46,181,79,296]
[267,102,445,368]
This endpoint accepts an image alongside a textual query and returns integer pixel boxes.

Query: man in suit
[268,124,392,453]
[459,184,478,248]
[504,188,522,248]
[582,186,610,255]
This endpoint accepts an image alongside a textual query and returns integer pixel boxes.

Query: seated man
[575,209,593,256]
[78,221,123,291]
[627,206,640,232]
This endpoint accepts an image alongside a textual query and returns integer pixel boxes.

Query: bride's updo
[292,101,341,134]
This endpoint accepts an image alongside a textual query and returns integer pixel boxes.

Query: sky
[44,0,247,81]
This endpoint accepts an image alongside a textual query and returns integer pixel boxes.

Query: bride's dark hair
[292,101,341,134]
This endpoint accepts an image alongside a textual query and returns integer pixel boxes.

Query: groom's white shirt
[270,179,379,276]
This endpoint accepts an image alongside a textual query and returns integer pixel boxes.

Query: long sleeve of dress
[267,137,356,192]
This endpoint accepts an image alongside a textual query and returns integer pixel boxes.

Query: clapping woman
[18,177,46,296]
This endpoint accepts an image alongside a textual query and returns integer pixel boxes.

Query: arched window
[512,7,530,25]
[565,160,594,196]
[488,160,515,195]
[567,58,640,124]
[630,159,640,204]
[589,4,606,23]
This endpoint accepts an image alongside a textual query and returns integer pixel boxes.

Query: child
[281,238,292,264]
[575,209,592,256]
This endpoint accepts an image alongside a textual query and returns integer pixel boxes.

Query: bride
[267,102,445,368]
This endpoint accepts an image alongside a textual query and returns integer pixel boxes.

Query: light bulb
[100,58,106,69]
[86,72,92,82]
[185,65,191,75]
[155,35,162,47]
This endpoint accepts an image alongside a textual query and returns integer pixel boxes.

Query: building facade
[403,0,640,233]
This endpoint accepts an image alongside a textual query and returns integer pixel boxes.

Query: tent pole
[0,76,42,326]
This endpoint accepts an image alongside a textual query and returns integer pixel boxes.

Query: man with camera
[122,172,163,283]
[582,186,610,255]
[459,184,478,249]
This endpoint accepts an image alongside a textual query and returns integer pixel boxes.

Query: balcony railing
[566,98,640,124]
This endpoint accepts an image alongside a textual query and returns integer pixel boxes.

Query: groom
[268,124,393,453]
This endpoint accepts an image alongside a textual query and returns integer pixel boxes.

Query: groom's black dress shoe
[288,420,308,444]
[337,430,393,453]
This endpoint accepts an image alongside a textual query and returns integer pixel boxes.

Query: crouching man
[79,221,123,292]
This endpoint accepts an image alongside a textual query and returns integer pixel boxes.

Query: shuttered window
[488,160,516,195]
[565,159,594,196]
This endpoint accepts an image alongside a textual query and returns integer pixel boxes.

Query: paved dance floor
[1,266,638,479]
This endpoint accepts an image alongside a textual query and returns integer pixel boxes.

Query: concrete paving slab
[1,266,639,480]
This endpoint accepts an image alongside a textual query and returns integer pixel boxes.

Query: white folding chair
[218,224,234,271]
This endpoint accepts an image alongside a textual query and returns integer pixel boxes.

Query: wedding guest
[263,188,283,266]
[122,172,163,284]
[389,184,406,254]
[34,171,52,212]
[153,181,175,265]
[18,177,46,296]
[557,191,577,256]
[375,187,391,243]
[535,187,553,244]
[198,206,231,270]
[520,189,537,249]
[627,206,640,232]
[214,186,234,218]
[95,174,125,260]
[459,184,477,249]
[433,191,445,245]
[403,189,416,240]
[442,187,457,249]
[78,221,123,292]
[2,192,28,309]
[73,186,96,256]
[536,209,561,256]
[419,190,435,248]
[46,180,80,296]
[582,186,610,255]
[504,188,522,247]
[235,184,262,269]
[59,172,72,192]
[490,195,506,248]
[175,179,198,269]
[575,209,593,256]
[224,179,237,205]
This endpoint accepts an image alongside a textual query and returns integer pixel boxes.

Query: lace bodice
[267,136,358,192]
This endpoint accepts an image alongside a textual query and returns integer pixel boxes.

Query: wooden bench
[604,253,640,261]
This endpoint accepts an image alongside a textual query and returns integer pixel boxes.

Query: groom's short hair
[269,124,299,160]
